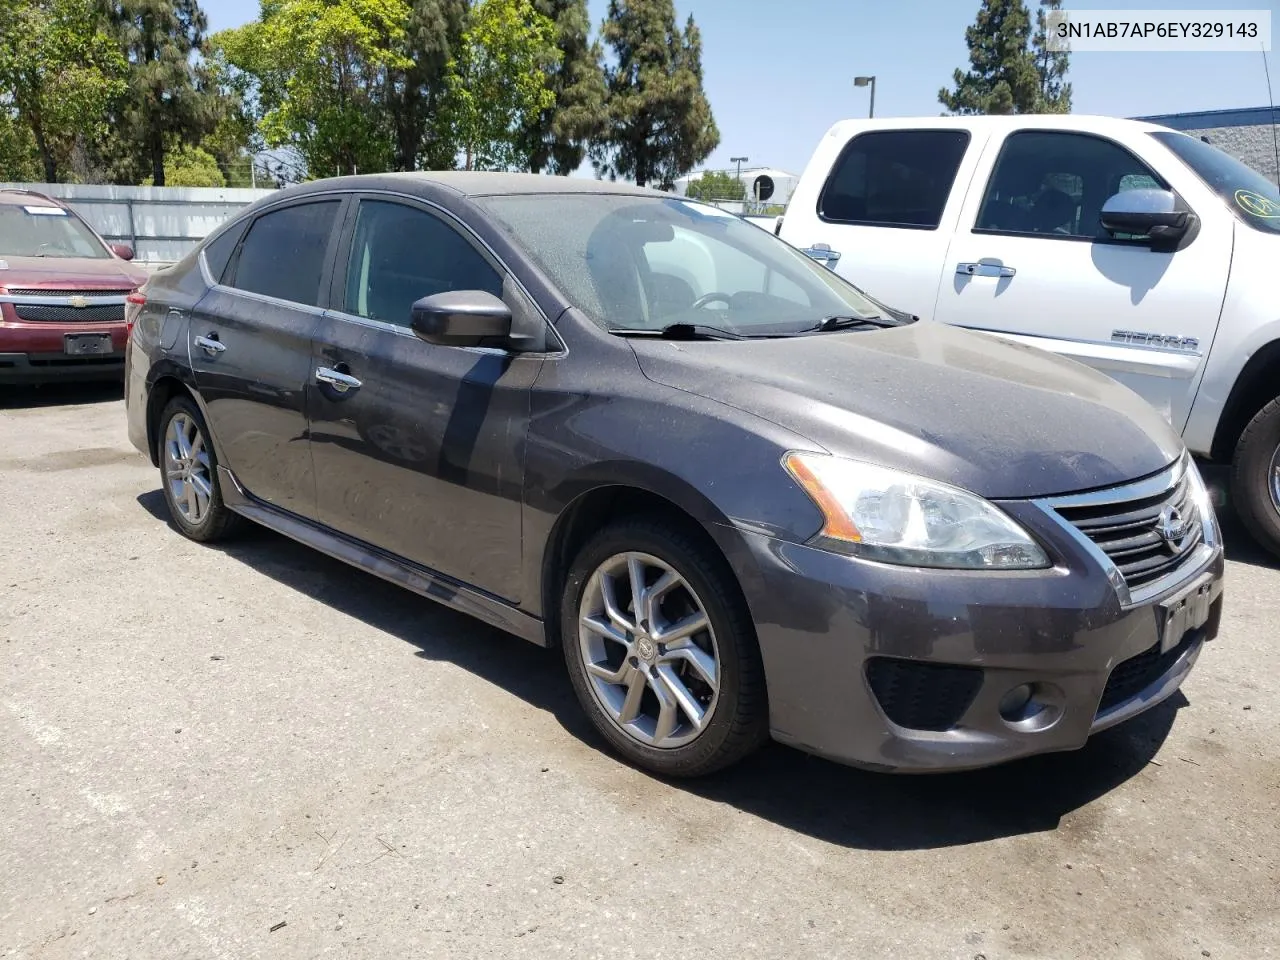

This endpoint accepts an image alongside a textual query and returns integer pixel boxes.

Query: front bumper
[0,304,128,383]
[720,501,1224,773]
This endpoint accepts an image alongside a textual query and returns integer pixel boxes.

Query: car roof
[281,171,666,201]
[821,113,1174,141]
[0,188,68,208]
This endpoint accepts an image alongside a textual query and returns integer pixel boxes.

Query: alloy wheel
[164,412,213,525]
[576,551,721,749]
[1270,442,1280,516]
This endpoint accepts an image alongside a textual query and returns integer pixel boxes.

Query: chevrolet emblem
[69,295,89,308]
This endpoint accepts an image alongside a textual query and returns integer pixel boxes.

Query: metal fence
[0,182,278,266]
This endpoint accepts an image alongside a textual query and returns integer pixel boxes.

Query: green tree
[940,0,1071,115]
[217,0,413,179]
[142,143,225,186]
[386,0,467,171]
[518,0,607,175]
[1032,0,1071,113]
[684,169,743,201]
[0,109,41,181]
[592,0,718,188]
[104,0,215,186]
[0,0,126,182]
[442,0,559,171]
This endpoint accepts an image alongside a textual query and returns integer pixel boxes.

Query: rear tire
[560,515,768,777]
[1231,395,1280,559]
[157,395,243,543]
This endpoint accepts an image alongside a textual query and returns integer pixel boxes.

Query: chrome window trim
[1033,453,1216,608]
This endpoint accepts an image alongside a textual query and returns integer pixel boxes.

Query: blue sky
[203,0,1279,177]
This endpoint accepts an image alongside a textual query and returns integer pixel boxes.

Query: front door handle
[801,243,842,270]
[194,334,226,355]
[957,261,1016,278]
[316,366,363,393]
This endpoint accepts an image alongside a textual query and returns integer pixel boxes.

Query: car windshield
[1151,131,1280,236]
[475,193,885,334]
[0,202,110,258]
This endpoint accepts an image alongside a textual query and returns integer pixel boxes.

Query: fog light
[999,684,1034,720]
[998,681,1065,732]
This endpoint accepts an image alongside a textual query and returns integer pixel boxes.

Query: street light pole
[730,156,748,184]
[854,76,876,118]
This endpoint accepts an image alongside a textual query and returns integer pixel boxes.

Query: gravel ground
[1,383,1277,960]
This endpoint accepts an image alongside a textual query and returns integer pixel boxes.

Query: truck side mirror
[1099,189,1197,250]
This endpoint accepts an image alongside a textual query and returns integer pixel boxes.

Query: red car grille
[12,303,125,323]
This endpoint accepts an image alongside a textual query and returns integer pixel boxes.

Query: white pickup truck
[778,114,1280,558]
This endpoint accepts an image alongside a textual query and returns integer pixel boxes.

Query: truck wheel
[1231,395,1280,559]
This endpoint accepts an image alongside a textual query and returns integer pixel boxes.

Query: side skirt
[218,466,547,647]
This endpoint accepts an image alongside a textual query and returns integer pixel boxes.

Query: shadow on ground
[0,381,123,410]
[137,489,1184,852]
[1197,462,1279,570]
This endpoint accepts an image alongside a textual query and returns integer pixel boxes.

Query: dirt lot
[1,383,1277,960]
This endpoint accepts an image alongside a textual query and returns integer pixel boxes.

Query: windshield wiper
[808,313,900,332]
[611,323,748,341]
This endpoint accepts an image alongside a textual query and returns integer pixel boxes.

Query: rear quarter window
[201,221,247,284]
[818,129,971,229]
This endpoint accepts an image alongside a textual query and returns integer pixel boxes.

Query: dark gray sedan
[124,173,1225,777]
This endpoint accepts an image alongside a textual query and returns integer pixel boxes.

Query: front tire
[157,396,243,543]
[560,516,768,777]
[1231,396,1280,560]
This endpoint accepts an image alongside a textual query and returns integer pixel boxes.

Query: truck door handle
[316,366,362,392]
[957,261,1016,278]
[800,244,841,270]
[194,334,226,355]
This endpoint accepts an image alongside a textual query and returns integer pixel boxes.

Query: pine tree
[105,0,214,186]
[938,0,1041,115]
[592,0,718,188]
[519,0,607,175]
[387,0,467,171]
[1032,0,1072,113]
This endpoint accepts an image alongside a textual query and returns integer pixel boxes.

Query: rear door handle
[194,334,226,355]
[801,244,841,270]
[316,366,362,392]
[956,261,1016,278]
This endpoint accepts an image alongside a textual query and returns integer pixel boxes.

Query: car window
[201,221,246,284]
[976,131,1168,240]
[0,203,110,259]
[475,194,883,332]
[1152,130,1280,236]
[818,130,971,229]
[227,200,340,305]
[342,200,503,327]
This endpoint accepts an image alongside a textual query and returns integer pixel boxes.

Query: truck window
[1151,130,1280,236]
[975,131,1168,241]
[817,130,971,230]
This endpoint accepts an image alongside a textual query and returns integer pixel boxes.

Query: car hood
[0,255,146,289]
[629,321,1184,499]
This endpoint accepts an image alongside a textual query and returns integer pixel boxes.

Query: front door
[308,196,541,602]
[188,197,344,517]
[931,128,1232,430]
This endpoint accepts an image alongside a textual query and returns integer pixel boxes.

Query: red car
[0,188,148,383]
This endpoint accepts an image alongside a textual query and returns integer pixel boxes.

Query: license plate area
[1156,574,1215,653]
[64,333,114,356]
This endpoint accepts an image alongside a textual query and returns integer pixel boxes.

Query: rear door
[188,196,346,517]
[781,126,986,319]
[930,128,1233,429]
[307,195,542,602]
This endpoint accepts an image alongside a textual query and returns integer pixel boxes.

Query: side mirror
[1099,189,1195,249]
[410,290,512,347]
[111,243,135,261]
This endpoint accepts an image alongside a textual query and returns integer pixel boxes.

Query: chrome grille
[12,303,125,323]
[1052,463,1203,592]
[3,287,133,298]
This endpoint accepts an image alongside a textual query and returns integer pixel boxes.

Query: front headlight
[783,452,1051,569]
